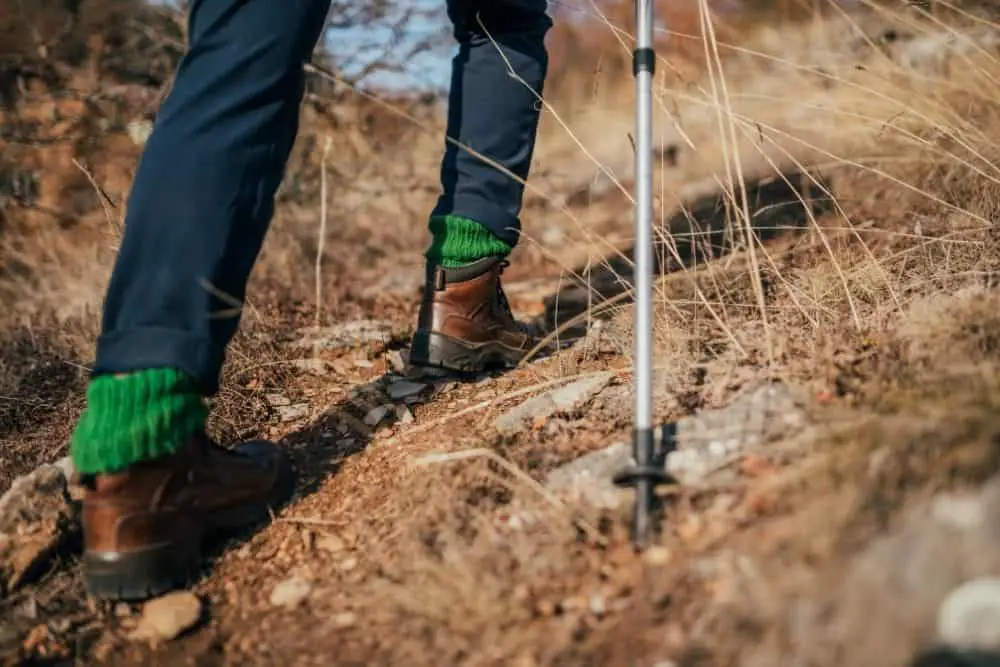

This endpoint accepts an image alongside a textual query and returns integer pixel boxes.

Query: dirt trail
[7,259,1000,666]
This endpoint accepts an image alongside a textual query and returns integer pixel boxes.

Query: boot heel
[83,540,201,602]
[410,330,521,373]
[410,330,480,372]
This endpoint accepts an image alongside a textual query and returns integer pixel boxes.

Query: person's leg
[72,0,331,600]
[427,0,551,264]
[412,0,551,372]
[73,0,330,473]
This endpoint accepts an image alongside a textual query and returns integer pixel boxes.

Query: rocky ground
[4,4,1000,666]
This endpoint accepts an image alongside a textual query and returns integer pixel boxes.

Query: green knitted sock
[71,368,208,475]
[425,215,512,268]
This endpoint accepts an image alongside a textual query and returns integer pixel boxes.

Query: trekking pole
[613,0,674,549]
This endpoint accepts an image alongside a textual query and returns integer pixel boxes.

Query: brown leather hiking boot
[410,257,539,373]
[80,434,294,601]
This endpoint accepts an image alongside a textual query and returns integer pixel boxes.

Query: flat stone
[544,441,632,510]
[266,393,291,407]
[387,380,427,401]
[495,372,615,435]
[364,404,393,427]
[0,464,75,592]
[665,382,810,484]
[294,320,395,351]
[131,592,202,643]
[278,404,310,422]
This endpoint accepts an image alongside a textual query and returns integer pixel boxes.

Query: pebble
[589,594,607,617]
[642,546,673,567]
[130,592,202,642]
[331,612,357,629]
[395,404,415,425]
[278,404,310,422]
[270,576,313,610]
[937,578,1000,651]
[126,119,154,146]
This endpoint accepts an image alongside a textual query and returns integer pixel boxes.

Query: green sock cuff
[71,368,208,475]
[425,215,512,268]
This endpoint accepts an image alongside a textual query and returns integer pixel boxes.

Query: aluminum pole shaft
[632,0,656,544]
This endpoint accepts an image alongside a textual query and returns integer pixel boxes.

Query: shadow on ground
[282,363,500,498]
[538,168,835,342]
[910,648,1000,667]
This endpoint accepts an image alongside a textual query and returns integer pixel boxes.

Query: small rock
[937,578,1000,651]
[495,372,615,435]
[52,457,74,484]
[363,404,393,427]
[339,557,359,572]
[387,380,426,401]
[270,576,313,610]
[18,596,38,620]
[643,546,673,567]
[931,493,986,530]
[331,612,357,629]
[588,594,607,617]
[541,227,565,245]
[387,350,408,374]
[395,404,415,425]
[278,403,310,422]
[0,463,76,592]
[126,119,154,146]
[131,592,202,642]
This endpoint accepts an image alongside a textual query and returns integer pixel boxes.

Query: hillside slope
[3,4,1000,666]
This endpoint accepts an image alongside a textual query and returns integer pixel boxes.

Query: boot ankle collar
[429,257,506,288]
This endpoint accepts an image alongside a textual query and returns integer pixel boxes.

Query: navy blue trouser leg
[93,0,331,394]
[433,0,552,248]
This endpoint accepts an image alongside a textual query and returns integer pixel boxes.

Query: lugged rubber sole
[82,453,296,602]
[409,330,527,373]
[83,539,202,602]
